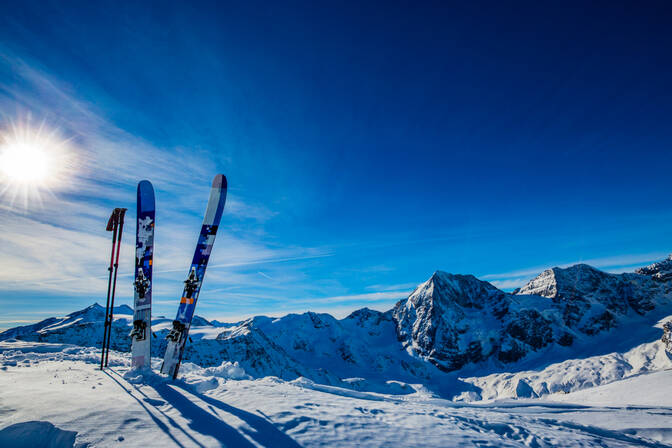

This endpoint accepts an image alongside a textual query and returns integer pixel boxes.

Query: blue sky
[1,1,671,328]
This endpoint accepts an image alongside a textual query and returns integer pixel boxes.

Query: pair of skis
[127,174,227,379]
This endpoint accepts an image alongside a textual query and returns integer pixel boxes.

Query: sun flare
[0,120,75,208]
[1,142,51,185]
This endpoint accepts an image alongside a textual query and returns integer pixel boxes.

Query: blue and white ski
[161,174,227,378]
[130,180,155,370]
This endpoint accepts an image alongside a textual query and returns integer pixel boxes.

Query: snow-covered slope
[148,308,448,393]
[461,327,672,401]
[3,256,672,400]
[2,340,672,447]
[0,303,226,355]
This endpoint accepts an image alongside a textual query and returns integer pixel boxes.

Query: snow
[1,340,672,447]
[550,369,672,407]
[0,421,78,448]
[4,258,672,446]
[5,258,672,401]
[460,337,672,401]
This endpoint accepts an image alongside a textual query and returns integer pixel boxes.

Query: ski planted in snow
[130,180,155,370]
[160,174,227,378]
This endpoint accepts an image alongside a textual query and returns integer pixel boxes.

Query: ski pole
[105,208,127,367]
[101,208,120,370]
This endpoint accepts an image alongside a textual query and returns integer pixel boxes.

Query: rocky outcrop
[392,272,510,371]
[636,255,672,282]
[392,260,672,372]
[517,263,662,316]
[662,321,672,354]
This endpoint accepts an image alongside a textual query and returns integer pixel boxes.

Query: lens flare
[1,143,51,184]
[0,119,75,209]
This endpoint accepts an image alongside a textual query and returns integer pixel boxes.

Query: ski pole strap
[106,208,121,231]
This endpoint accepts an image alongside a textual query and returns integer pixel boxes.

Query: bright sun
[0,142,51,185]
[0,120,74,208]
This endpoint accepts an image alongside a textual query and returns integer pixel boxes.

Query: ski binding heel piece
[130,319,147,341]
[166,320,186,342]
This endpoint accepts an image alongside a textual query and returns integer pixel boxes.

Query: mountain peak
[393,270,510,371]
[66,303,105,319]
[517,263,608,299]
[420,271,502,309]
[65,303,133,320]
[635,255,672,281]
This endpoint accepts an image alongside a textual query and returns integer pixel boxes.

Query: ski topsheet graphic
[161,174,227,378]
[130,180,155,369]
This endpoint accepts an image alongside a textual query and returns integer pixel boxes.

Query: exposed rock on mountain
[662,321,672,354]
[392,261,672,372]
[636,255,672,282]
[393,272,511,371]
[517,263,663,315]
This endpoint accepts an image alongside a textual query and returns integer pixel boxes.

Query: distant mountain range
[3,255,672,398]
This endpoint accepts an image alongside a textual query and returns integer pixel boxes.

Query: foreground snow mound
[0,421,78,448]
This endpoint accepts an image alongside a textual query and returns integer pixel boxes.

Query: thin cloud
[488,278,529,290]
[481,252,668,281]
[365,282,418,292]
[295,290,410,305]
[0,52,335,315]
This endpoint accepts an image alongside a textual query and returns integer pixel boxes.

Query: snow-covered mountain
[0,303,135,349]
[3,256,672,399]
[0,303,224,355]
[393,263,672,373]
[635,254,672,281]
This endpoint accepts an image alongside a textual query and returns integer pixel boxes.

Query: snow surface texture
[2,341,672,447]
[3,257,672,445]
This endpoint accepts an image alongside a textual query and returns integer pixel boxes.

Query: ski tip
[137,180,155,210]
[138,180,153,190]
[212,174,227,190]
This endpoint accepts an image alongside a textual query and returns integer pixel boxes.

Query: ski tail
[130,180,155,370]
[160,174,227,378]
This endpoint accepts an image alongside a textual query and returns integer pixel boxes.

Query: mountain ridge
[3,256,672,398]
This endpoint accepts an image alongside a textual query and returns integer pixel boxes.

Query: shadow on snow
[104,370,301,448]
